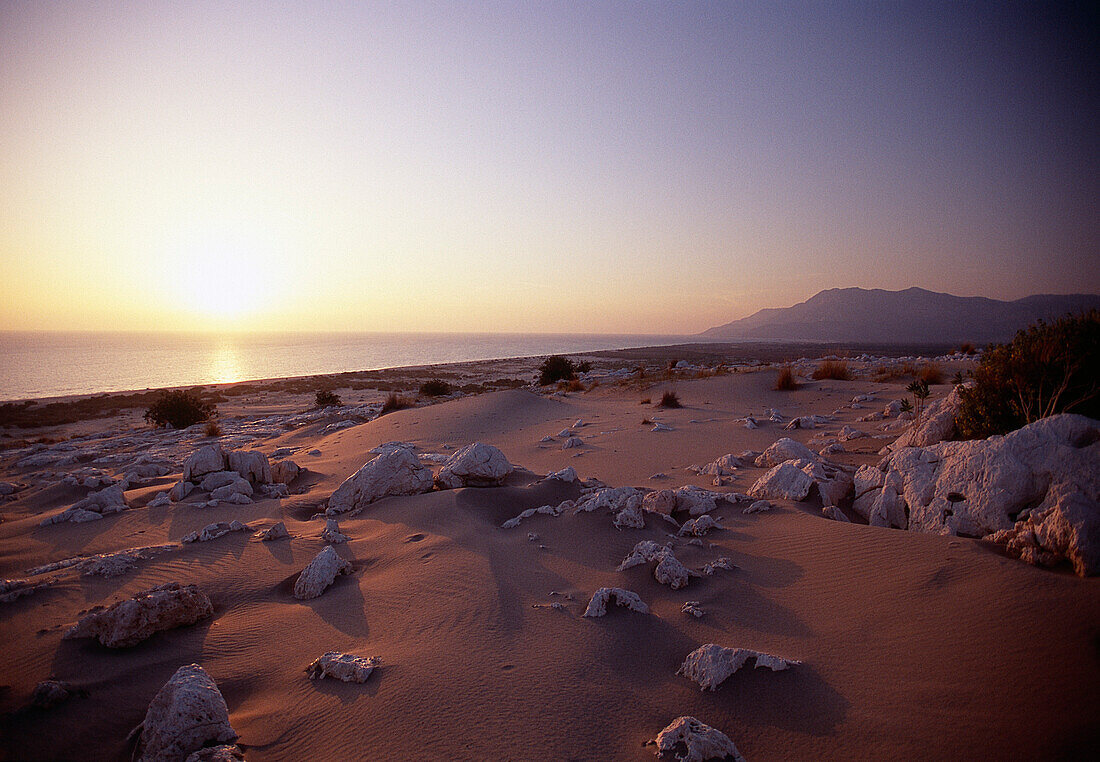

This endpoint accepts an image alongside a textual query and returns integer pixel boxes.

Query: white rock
[137,664,237,762]
[321,518,348,544]
[650,716,745,762]
[293,546,353,600]
[822,505,850,522]
[691,454,742,476]
[677,643,801,691]
[256,522,289,541]
[545,466,578,482]
[306,652,381,683]
[327,445,433,515]
[562,436,584,449]
[748,462,814,501]
[838,425,865,441]
[652,422,673,432]
[182,445,228,482]
[147,491,171,508]
[209,478,252,501]
[435,442,513,489]
[271,459,301,484]
[743,500,773,514]
[41,484,129,525]
[754,437,819,467]
[181,521,249,544]
[617,541,695,589]
[678,515,722,537]
[169,480,195,502]
[889,385,965,450]
[701,557,736,575]
[199,471,241,492]
[582,587,649,617]
[228,450,272,483]
[681,601,704,618]
[64,583,213,648]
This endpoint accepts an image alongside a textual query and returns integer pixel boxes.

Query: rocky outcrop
[678,515,722,537]
[889,385,965,450]
[583,587,649,617]
[182,521,249,544]
[617,541,695,589]
[271,459,300,485]
[991,481,1100,576]
[41,484,129,525]
[748,462,814,501]
[306,652,381,683]
[321,518,348,544]
[64,583,213,648]
[434,442,514,489]
[293,546,353,600]
[649,716,745,762]
[137,664,237,762]
[256,522,289,541]
[327,445,433,515]
[677,643,800,691]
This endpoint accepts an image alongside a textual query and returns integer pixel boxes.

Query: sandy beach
[2,347,1097,760]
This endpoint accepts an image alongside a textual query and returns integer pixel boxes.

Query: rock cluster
[650,716,745,762]
[306,652,381,683]
[617,541,695,589]
[677,643,800,691]
[327,445,433,515]
[434,442,513,489]
[41,484,129,525]
[583,587,649,617]
[181,521,249,544]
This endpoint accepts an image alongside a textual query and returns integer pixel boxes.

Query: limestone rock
[256,522,289,541]
[182,521,248,544]
[64,583,213,648]
[501,503,567,529]
[678,515,722,537]
[169,480,195,502]
[838,425,865,441]
[748,462,814,501]
[435,442,513,489]
[562,436,584,449]
[41,484,129,525]
[681,601,704,618]
[271,459,300,485]
[228,449,272,484]
[183,445,228,482]
[691,454,742,477]
[582,587,649,617]
[650,716,745,762]
[306,651,381,683]
[321,518,348,544]
[32,679,78,709]
[327,445,433,515]
[754,437,818,467]
[293,546,353,600]
[889,385,965,450]
[991,479,1100,576]
[743,500,773,514]
[545,466,578,482]
[617,541,695,589]
[822,505,850,522]
[677,643,801,691]
[701,557,736,575]
[137,664,237,762]
[147,491,171,508]
[209,478,252,501]
[199,471,241,492]
[185,746,244,762]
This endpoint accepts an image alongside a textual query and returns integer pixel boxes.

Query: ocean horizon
[0,330,697,401]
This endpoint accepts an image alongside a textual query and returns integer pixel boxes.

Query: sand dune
[2,368,1097,760]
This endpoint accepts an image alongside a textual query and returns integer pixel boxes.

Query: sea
[0,331,696,401]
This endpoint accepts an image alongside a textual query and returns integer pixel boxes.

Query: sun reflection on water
[206,340,244,385]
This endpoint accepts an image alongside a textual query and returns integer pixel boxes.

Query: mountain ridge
[700,287,1100,344]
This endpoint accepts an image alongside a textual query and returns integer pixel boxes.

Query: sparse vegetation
[952,371,964,386]
[917,363,944,385]
[539,356,576,385]
[419,379,452,397]
[143,389,216,429]
[203,420,222,437]
[811,360,852,380]
[906,379,930,422]
[380,393,414,415]
[959,342,977,355]
[774,366,799,391]
[314,389,342,408]
[955,311,1100,439]
[559,379,586,393]
[639,397,651,405]
[899,398,914,414]
[657,390,682,408]
[641,418,654,425]
[576,361,592,374]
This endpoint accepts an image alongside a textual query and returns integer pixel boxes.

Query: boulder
[41,484,129,525]
[889,385,965,450]
[838,425,865,441]
[617,541,695,589]
[748,462,814,501]
[327,445,433,515]
[677,643,800,691]
[321,518,348,544]
[185,746,244,762]
[691,454,742,476]
[199,471,240,492]
[306,652,381,683]
[992,479,1100,576]
[650,716,745,762]
[434,442,513,489]
[32,679,78,709]
[137,664,237,762]
[562,436,584,449]
[256,522,289,541]
[271,459,300,485]
[293,546,353,600]
[169,480,195,502]
[182,445,228,482]
[754,437,819,467]
[582,587,649,617]
[678,515,722,537]
[209,478,252,501]
[64,583,213,648]
[228,450,272,484]
[182,521,248,544]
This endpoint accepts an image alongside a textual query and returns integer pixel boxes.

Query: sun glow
[169,230,276,324]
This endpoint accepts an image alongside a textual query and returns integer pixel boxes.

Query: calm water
[0,331,695,401]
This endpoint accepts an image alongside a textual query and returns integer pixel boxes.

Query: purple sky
[1,1,1097,332]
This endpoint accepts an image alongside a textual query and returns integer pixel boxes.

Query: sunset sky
[1,1,1097,334]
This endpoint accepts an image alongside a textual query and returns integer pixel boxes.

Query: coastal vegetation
[143,390,216,429]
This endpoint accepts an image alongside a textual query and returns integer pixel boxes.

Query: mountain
[700,287,1100,344]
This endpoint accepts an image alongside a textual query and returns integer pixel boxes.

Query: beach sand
[1,355,1097,760]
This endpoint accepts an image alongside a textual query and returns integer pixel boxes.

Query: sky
[1,0,1097,334]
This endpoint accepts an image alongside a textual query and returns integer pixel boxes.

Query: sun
[169,231,273,323]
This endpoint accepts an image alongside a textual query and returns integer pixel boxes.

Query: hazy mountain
[700,287,1100,344]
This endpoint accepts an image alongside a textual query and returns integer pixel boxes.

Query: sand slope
[2,373,1098,760]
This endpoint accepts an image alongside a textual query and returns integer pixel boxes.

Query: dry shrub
[380,393,413,415]
[314,389,342,408]
[657,390,682,408]
[203,420,222,437]
[918,363,944,385]
[811,360,851,381]
[419,379,451,397]
[872,362,920,382]
[639,397,651,405]
[539,356,576,385]
[959,342,977,355]
[557,379,585,392]
[641,418,654,425]
[774,366,799,391]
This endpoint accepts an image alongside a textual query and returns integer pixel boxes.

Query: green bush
[314,389,342,408]
[143,389,215,429]
[419,379,452,397]
[956,311,1100,439]
[539,356,576,385]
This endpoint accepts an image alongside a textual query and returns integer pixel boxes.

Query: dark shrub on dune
[539,356,576,385]
[314,389,342,408]
[143,389,215,429]
[774,366,799,390]
[419,379,452,397]
[917,363,944,385]
[380,393,413,415]
[956,311,1100,439]
[811,360,851,380]
[657,390,682,408]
